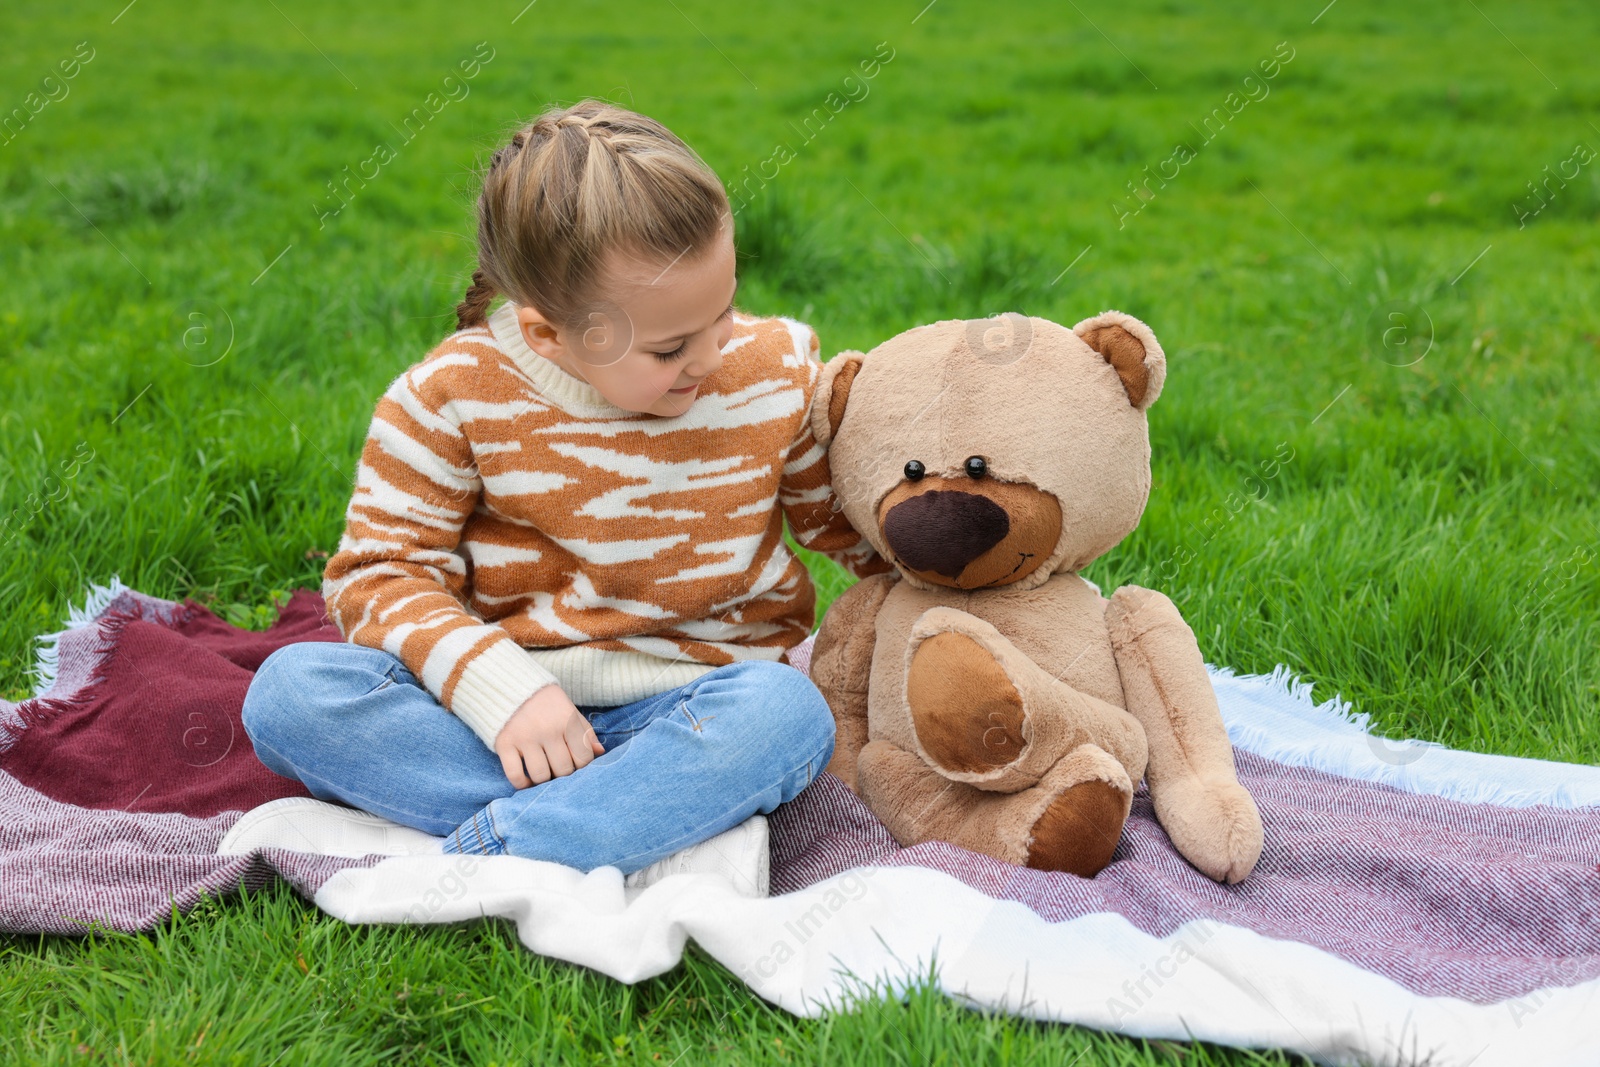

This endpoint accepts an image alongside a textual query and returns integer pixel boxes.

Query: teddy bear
[807,310,1263,883]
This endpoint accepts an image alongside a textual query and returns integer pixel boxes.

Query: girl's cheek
[627,376,659,407]
[647,367,679,403]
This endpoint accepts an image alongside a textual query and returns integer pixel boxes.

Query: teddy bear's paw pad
[1024,778,1127,876]
[907,630,1026,775]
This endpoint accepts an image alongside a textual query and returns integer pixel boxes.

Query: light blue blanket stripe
[1208,664,1600,810]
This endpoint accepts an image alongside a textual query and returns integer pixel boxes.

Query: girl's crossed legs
[239,641,835,874]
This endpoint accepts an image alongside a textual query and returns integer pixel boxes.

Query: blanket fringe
[4,577,198,755]
[3,605,168,754]
[1207,660,1433,753]
[1207,662,1364,730]
[1206,662,1600,810]
[29,574,133,699]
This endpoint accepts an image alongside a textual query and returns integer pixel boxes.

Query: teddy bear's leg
[1105,586,1263,885]
[857,739,1132,876]
[904,605,1148,793]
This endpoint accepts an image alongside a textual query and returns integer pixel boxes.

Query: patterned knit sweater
[321,299,890,750]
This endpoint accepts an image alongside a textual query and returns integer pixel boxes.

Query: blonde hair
[455,99,730,332]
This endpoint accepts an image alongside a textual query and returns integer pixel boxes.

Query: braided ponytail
[455,268,498,330]
[455,99,729,335]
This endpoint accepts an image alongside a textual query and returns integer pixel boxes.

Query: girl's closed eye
[650,300,736,363]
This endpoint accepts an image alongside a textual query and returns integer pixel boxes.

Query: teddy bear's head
[811,310,1166,595]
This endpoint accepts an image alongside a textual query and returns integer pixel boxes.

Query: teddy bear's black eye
[904,460,925,481]
[965,456,987,479]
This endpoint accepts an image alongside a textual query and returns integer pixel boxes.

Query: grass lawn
[2,0,1597,1062]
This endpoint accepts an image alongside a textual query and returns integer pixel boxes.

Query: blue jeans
[239,640,834,874]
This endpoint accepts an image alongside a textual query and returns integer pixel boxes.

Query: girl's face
[515,228,738,418]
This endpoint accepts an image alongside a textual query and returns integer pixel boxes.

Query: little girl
[238,99,888,889]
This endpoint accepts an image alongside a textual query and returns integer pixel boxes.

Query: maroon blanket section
[0,589,338,818]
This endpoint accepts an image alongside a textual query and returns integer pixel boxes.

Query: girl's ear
[515,304,564,362]
[810,351,866,448]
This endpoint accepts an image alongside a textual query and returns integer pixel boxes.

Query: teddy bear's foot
[856,739,1131,875]
[1024,743,1134,876]
[905,605,1147,791]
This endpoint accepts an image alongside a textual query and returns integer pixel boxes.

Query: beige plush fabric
[810,312,1263,882]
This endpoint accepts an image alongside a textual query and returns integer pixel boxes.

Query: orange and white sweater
[321,300,890,750]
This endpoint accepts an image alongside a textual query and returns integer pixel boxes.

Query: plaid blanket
[4,578,1598,1066]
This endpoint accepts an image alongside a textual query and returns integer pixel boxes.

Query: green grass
[2,0,1597,1062]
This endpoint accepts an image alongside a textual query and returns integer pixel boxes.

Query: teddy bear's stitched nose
[883,490,1011,579]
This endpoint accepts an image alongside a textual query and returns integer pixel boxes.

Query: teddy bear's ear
[810,350,866,448]
[1071,310,1167,411]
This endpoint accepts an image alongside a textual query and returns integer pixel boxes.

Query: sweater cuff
[447,638,561,750]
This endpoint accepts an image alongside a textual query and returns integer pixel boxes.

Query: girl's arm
[321,365,558,750]
[779,335,894,581]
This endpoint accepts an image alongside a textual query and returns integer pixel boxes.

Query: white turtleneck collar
[486,300,638,419]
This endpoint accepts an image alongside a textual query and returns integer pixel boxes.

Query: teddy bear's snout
[882,490,1011,579]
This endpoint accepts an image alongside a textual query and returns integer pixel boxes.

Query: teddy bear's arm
[1105,586,1265,884]
[809,571,897,791]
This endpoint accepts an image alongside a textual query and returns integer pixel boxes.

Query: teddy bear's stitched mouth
[972,552,1036,588]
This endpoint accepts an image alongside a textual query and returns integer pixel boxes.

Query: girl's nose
[688,337,723,378]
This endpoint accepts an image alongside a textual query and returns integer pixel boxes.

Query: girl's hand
[493,685,605,788]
